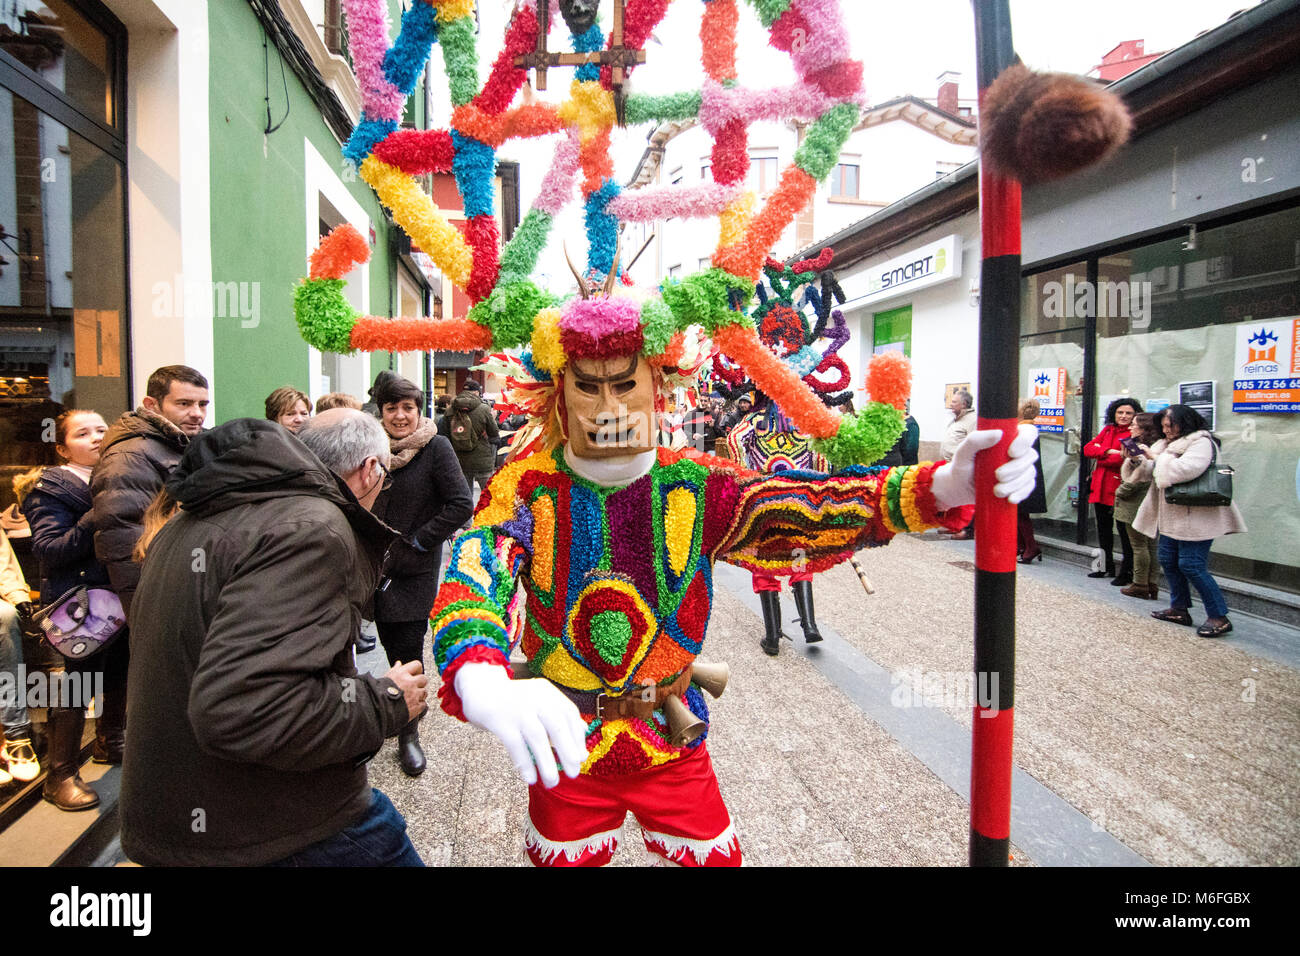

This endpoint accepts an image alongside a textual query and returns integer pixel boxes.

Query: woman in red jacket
[1084,398,1141,584]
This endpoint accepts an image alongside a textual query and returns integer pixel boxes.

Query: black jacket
[900,416,920,466]
[372,433,472,621]
[120,419,408,866]
[1019,437,1048,516]
[680,408,720,453]
[447,392,499,475]
[90,408,192,622]
[20,467,110,600]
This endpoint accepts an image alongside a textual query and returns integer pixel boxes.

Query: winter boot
[397,718,426,777]
[758,591,785,657]
[791,580,824,644]
[42,708,99,812]
[92,688,125,765]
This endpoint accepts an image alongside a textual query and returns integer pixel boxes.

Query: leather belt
[551,668,695,721]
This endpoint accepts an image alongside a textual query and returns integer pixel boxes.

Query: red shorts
[751,570,813,592]
[525,743,741,867]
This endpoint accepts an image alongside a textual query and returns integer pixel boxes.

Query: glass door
[1021,264,1088,542]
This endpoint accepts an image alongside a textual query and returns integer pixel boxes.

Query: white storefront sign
[841,234,963,308]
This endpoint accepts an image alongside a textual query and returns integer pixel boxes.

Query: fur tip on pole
[980,63,1132,186]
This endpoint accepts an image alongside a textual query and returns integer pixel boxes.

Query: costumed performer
[429,276,1040,867]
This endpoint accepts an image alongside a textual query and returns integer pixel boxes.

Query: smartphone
[1119,436,1141,456]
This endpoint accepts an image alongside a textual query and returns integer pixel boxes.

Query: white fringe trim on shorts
[641,822,738,866]
[524,821,623,865]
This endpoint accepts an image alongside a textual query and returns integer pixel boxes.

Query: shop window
[1,0,119,128]
[1021,262,1089,339]
[0,88,127,513]
[1020,263,1088,536]
[1104,206,1300,338]
[1093,205,1300,592]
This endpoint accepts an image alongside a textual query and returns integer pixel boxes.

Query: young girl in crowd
[14,410,112,810]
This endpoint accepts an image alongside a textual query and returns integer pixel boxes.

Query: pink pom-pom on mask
[558,297,645,359]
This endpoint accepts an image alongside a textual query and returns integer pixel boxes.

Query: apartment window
[668,264,682,279]
[670,167,683,186]
[322,0,350,58]
[698,257,711,270]
[749,156,778,195]
[701,162,711,181]
[830,163,859,198]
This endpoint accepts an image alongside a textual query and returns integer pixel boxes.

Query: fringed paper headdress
[292,1,1124,469]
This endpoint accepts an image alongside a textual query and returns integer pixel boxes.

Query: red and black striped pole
[970,0,1019,867]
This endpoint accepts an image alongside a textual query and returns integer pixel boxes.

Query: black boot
[1087,556,1116,579]
[1110,556,1133,586]
[43,708,100,812]
[397,719,426,777]
[791,580,824,643]
[92,687,125,765]
[758,591,784,657]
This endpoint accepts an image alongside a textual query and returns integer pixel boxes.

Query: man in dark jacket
[446,379,499,510]
[88,364,208,764]
[120,412,428,866]
[680,402,720,454]
[92,365,209,618]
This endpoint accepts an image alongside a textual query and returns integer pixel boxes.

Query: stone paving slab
[816,533,1300,867]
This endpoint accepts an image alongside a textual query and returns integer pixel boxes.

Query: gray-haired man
[121,412,427,866]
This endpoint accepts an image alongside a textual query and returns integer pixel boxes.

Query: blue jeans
[266,790,425,867]
[0,600,31,733]
[1157,536,1228,619]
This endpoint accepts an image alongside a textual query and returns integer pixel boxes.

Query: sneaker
[1,737,40,783]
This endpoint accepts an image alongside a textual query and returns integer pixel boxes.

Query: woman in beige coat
[1132,405,1246,637]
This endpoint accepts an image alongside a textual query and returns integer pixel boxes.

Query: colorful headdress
[294,0,892,468]
[713,250,850,404]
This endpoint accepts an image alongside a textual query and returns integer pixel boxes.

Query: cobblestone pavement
[364,533,1299,867]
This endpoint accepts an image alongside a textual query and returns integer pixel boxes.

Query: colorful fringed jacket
[431,447,970,777]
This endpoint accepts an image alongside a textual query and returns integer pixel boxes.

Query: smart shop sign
[848,235,963,307]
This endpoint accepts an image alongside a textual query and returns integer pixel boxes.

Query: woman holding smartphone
[1083,398,1142,584]
[1114,412,1161,599]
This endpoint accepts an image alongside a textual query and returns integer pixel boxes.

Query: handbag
[32,585,125,660]
[1164,442,1233,507]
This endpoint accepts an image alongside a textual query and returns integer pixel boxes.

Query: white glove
[931,423,1040,509]
[454,662,589,788]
